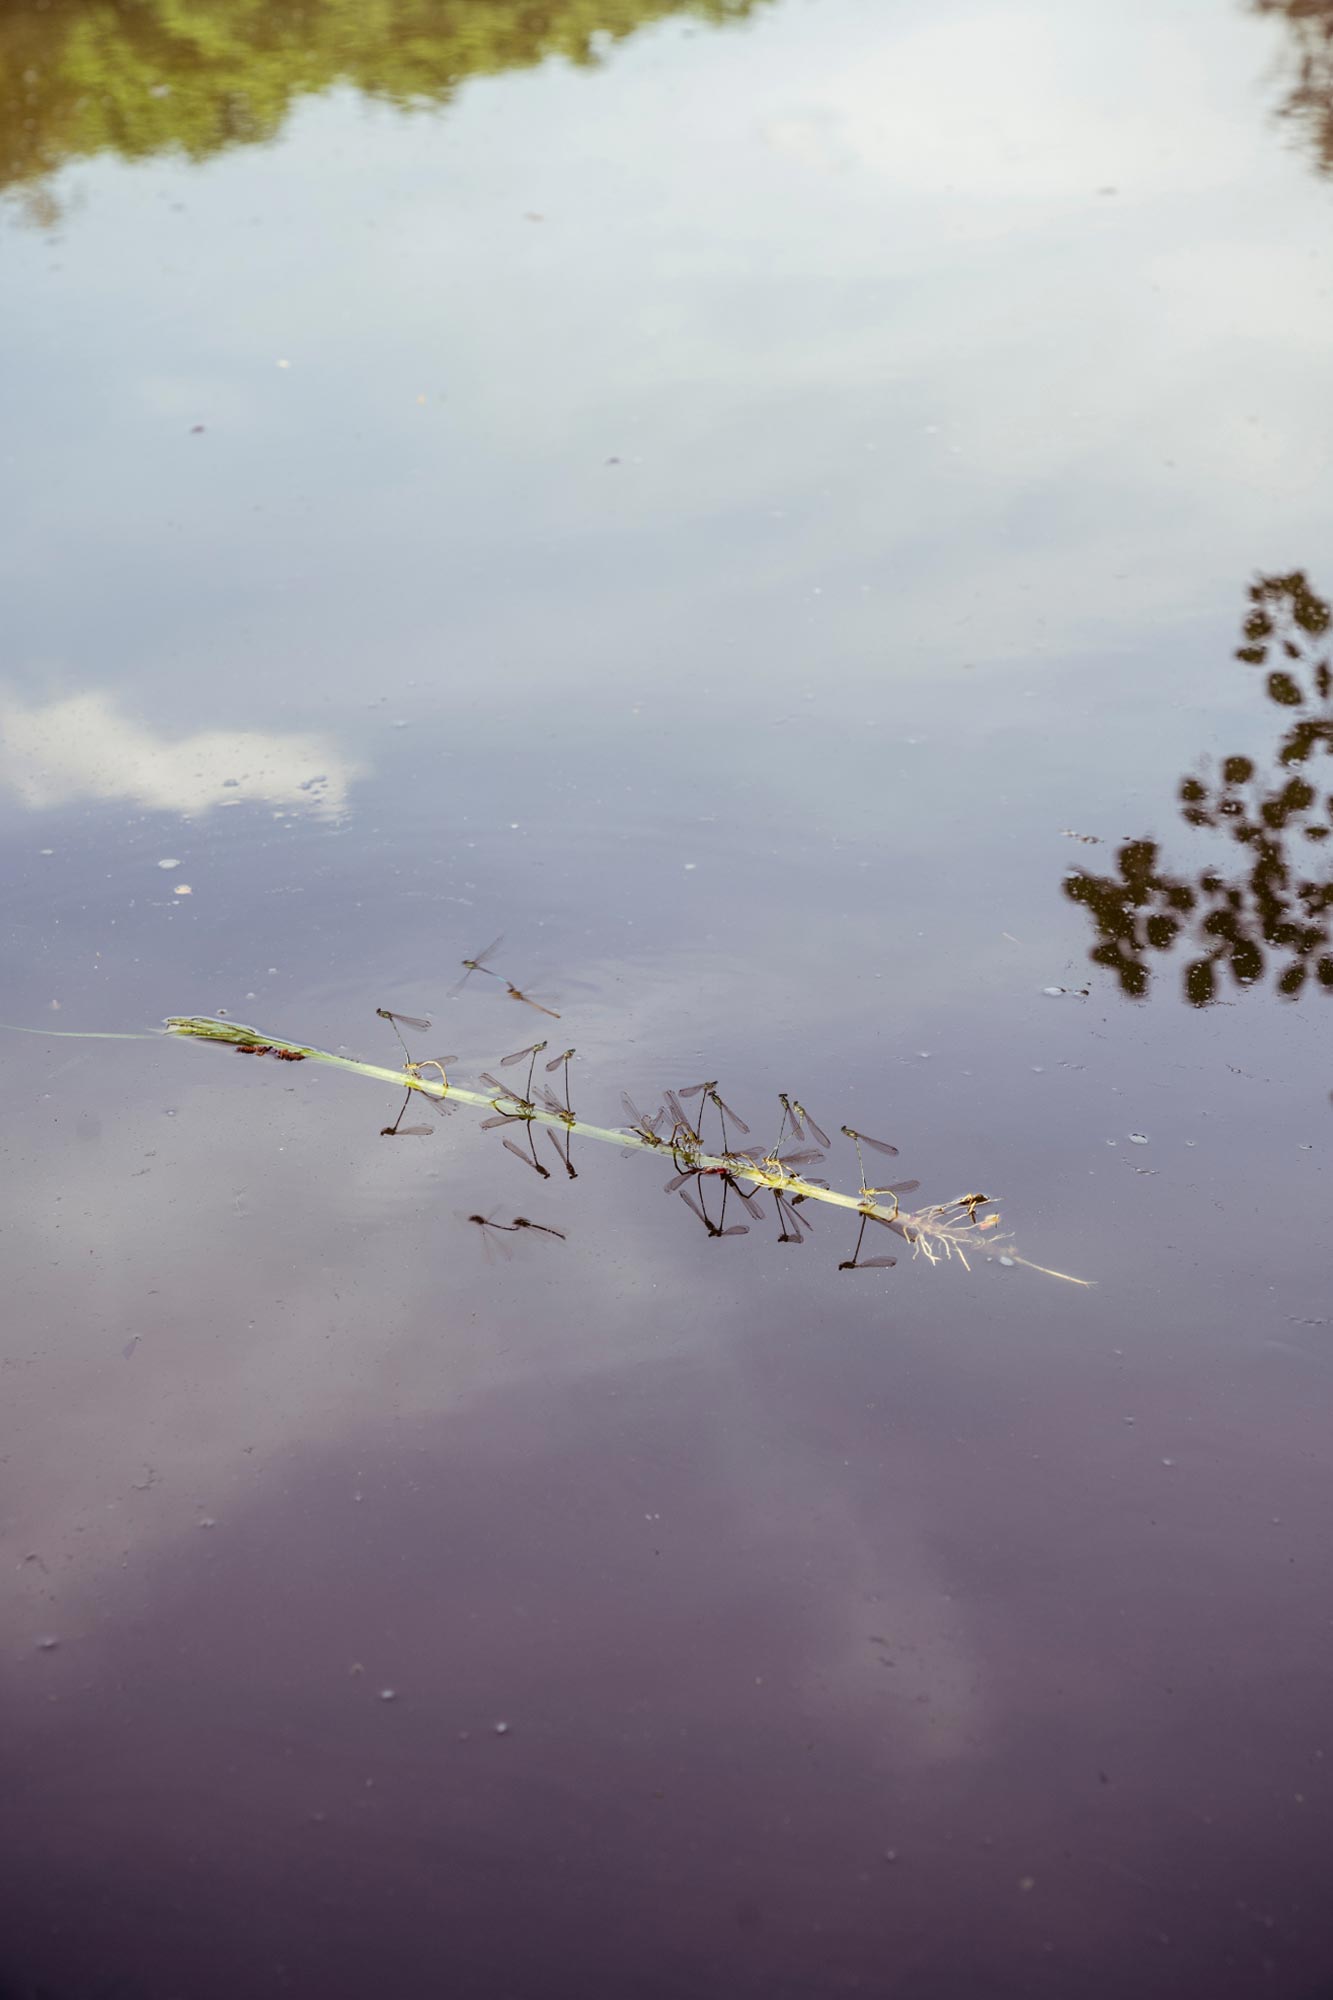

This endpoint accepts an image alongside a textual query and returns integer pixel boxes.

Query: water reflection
[1064,571,1333,1005]
[1256,0,1333,170]
[0,0,764,211]
[0,685,354,814]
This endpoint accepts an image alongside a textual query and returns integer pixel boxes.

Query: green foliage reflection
[1065,572,1333,1006]
[0,0,762,205]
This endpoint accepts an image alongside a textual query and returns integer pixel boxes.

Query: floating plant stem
[117,1016,1090,1285]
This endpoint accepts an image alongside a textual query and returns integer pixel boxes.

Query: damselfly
[450,936,505,998]
[545,1047,577,1118]
[505,981,560,1020]
[500,1039,547,1103]
[621,1093,669,1147]
[680,1080,751,1154]
[841,1125,901,1196]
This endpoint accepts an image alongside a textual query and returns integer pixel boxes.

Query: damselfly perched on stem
[680,1080,751,1154]
[842,1125,901,1198]
[375,1007,431,1060]
[500,1039,547,1104]
[545,1048,577,1118]
[621,1094,669,1147]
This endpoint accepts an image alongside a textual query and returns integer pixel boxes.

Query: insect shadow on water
[839,1182,920,1270]
[666,1167,763,1239]
[464,1210,565,1260]
[380,1090,436,1138]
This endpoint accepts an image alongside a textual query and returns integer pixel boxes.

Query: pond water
[3,1,1333,1993]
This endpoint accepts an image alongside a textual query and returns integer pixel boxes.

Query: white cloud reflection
[0,687,356,817]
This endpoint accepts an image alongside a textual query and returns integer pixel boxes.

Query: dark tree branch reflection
[1064,572,1333,1005]
[1255,0,1333,170]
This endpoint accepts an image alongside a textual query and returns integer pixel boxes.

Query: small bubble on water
[35,1635,59,1652]
[197,1516,216,1529]
[157,858,180,870]
[493,1720,511,1736]
[998,1256,1015,1267]
[380,1688,398,1703]
[1128,1133,1149,1145]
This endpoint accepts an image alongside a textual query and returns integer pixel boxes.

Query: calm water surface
[3,1,1333,1994]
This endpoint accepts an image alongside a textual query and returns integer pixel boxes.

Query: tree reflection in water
[0,0,764,212]
[1255,0,1333,170]
[1064,572,1333,1006]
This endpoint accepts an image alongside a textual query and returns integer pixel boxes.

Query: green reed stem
[163,1015,1091,1286]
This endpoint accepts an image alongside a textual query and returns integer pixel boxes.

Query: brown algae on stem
[162,1015,1092,1286]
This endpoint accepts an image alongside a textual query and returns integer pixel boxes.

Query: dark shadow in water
[1064,571,1333,1006]
[0,0,765,216]
[1256,0,1333,170]
[3,1349,1333,1999]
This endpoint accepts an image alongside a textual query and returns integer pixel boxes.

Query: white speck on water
[197,1516,216,1529]
[1042,986,1064,997]
[1128,1132,1149,1145]
[39,848,54,856]
[391,719,408,730]
[998,1255,1015,1267]
[157,858,180,869]
[173,884,192,895]
[493,1721,511,1736]
[379,1688,398,1703]
[35,1635,59,1652]
[684,862,697,871]
[1161,1458,1176,1467]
